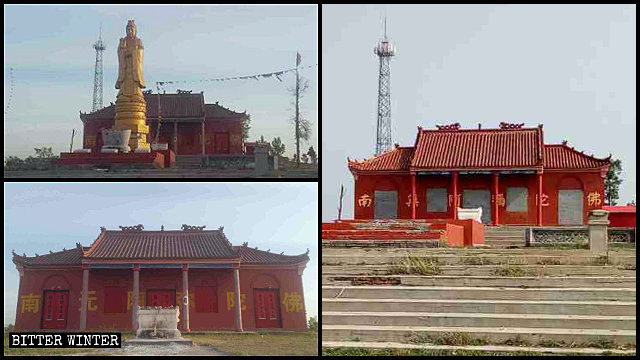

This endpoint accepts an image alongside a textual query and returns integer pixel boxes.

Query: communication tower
[92,25,106,112]
[373,17,396,155]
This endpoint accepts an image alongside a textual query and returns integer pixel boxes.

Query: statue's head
[126,20,137,38]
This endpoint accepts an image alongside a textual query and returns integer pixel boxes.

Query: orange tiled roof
[232,246,309,265]
[85,230,238,259]
[348,146,413,172]
[12,247,90,266]
[411,127,543,169]
[543,144,610,169]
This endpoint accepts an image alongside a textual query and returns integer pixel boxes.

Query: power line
[156,64,317,87]
[5,67,15,115]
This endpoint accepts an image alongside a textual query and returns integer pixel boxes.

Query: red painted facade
[349,124,611,226]
[603,206,637,228]
[80,93,246,156]
[12,228,309,332]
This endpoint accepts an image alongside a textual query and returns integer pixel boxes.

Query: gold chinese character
[282,292,304,313]
[587,192,601,207]
[127,291,146,310]
[406,194,419,208]
[77,291,98,311]
[496,194,506,207]
[358,194,372,208]
[226,292,246,311]
[84,135,96,148]
[541,193,550,207]
[21,293,41,314]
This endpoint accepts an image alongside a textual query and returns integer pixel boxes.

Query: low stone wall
[527,227,635,246]
[202,155,274,170]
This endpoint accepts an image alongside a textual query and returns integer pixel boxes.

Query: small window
[506,187,528,212]
[195,286,218,313]
[427,188,447,212]
[104,286,127,313]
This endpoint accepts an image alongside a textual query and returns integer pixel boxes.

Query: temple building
[80,92,248,155]
[348,123,611,226]
[12,225,309,332]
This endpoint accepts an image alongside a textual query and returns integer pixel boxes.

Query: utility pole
[69,129,75,152]
[373,17,396,155]
[337,185,345,221]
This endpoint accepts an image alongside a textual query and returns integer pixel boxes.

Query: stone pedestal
[588,210,609,253]
[101,129,132,153]
[253,144,269,176]
[136,306,181,339]
[115,99,149,152]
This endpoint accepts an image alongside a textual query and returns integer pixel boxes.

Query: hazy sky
[4,182,318,325]
[4,4,318,158]
[322,4,636,221]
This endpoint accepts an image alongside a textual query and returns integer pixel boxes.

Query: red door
[215,133,230,154]
[42,291,69,329]
[147,290,175,308]
[254,289,281,328]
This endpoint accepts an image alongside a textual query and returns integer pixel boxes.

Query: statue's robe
[116,36,146,92]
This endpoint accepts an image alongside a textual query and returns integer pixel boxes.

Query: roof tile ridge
[558,142,611,162]
[83,228,107,257]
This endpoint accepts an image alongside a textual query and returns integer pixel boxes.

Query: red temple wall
[353,171,605,226]
[14,267,306,331]
[83,119,243,155]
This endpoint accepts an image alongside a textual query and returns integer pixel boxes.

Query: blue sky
[4,4,318,158]
[322,4,636,221]
[3,182,318,325]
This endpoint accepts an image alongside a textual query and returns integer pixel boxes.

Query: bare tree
[288,73,312,168]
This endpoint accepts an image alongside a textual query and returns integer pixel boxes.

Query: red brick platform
[322,219,484,247]
[56,151,168,169]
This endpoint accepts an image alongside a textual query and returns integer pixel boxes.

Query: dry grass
[388,255,442,276]
[182,331,318,356]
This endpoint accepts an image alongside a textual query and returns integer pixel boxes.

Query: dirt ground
[72,343,228,356]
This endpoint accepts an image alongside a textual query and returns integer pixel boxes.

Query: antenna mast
[373,16,396,155]
[92,25,106,112]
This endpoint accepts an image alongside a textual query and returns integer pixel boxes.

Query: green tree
[306,146,317,164]
[34,147,54,158]
[307,316,317,332]
[301,153,309,164]
[604,159,623,205]
[271,137,286,157]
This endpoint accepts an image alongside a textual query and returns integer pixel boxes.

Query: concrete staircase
[322,247,636,355]
[175,155,202,169]
[484,226,527,248]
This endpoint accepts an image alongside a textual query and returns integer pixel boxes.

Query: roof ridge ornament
[76,242,83,249]
[181,224,205,231]
[119,224,144,231]
[435,123,460,131]
[499,122,524,130]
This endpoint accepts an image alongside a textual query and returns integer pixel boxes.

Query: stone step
[322,264,637,277]
[321,341,637,355]
[322,286,637,301]
[322,311,636,330]
[322,324,637,345]
[483,241,526,248]
[322,253,635,266]
[322,275,637,288]
[321,298,637,316]
[321,247,631,256]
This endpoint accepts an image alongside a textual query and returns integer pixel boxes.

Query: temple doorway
[147,290,176,307]
[558,189,584,225]
[462,189,491,224]
[254,289,282,328]
[41,290,69,329]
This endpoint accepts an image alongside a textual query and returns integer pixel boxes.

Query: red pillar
[132,264,140,331]
[201,121,205,156]
[173,121,178,155]
[411,173,417,219]
[80,265,89,330]
[537,172,543,226]
[182,264,190,332]
[493,172,499,226]
[452,171,459,220]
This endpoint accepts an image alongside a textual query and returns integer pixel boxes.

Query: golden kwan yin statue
[115,20,149,152]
